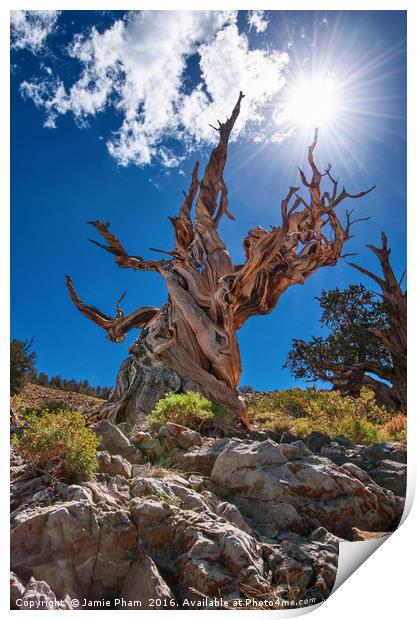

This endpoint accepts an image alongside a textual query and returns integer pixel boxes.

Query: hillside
[11,383,106,418]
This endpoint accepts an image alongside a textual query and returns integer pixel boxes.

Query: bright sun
[286,76,339,129]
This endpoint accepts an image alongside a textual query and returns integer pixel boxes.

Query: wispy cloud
[10,10,60,53]
[16,10,289,167]
[247,10,269,34]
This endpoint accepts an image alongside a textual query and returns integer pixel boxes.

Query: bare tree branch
[88,220,162,272]
[66,276,159,343]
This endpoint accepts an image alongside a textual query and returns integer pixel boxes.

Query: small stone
[280,431,299,444]
[97,451,132,477]
[66,485,93,502]
[304,431,330,453]
[21,577,73,609]
[176,429,202,449]
[131,463,151,478]
[352,528,389,541]
[333,435,354,447]
[364,443,389,465]
[10,572,25,609]
[139,437,165,457]
[131,431,153,443]
[388,448,407,464]
[163,422,189,437]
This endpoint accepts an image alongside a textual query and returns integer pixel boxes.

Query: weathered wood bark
[67,92,374,430]
[349,233,407,411]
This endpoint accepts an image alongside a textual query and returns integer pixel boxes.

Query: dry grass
[381,413,407,441]
[11,383,104,417]
[148,464,185,478]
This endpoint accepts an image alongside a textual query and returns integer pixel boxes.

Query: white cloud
[179,24,288,145]
[247,10,269,34]
[10,10,60,53]
[18,10,289,167]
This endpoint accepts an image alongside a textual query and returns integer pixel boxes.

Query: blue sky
[10,10,406,390]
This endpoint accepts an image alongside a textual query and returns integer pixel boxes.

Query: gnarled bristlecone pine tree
[348,233,407,411]
[66,92,375,430]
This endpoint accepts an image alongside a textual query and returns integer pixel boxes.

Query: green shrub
[249,388,323,419]
[250,388,394,445]
[148,391,234,431]
[12,409,99,481]
[291,414,388,445]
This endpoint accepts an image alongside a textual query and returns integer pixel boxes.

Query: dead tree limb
[349,233,407,410]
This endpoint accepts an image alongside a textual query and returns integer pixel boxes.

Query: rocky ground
[10,419,406,610]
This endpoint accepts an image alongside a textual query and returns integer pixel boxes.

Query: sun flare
[286,76,340,129]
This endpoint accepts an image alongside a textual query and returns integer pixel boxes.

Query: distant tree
[49,375,63,390]
[239,385,256,395]
[98,386,112,400]
[10,338,36,395]
[36,372,49,387]
[285,234,406,411]
[11,347,112,400]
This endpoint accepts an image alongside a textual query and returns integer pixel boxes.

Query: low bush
[19,399,72,417]
[291,414,388,445]
[249,388,324,420]
[381,413,407,442]
[148,391,235,431]
[12,409,99,481]
[250,388,402,445]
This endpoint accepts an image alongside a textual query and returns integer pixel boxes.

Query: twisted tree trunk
[67,92,374,431]
[349,233,407,411]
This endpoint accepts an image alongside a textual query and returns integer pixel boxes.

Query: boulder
[387,445,407,464]
[264,527,340,603]
[94,420,144,464]
[175,437,240,476]
[131,475,211,512]
[11,500,99,599]
[368,460,407,496]
[130,498,269,601]
[11,497,136,600]
[211,439,400,539]
[320,446,348,466]
[131,463,151,478]
[135,436,166,458]
[120,547,173,608]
